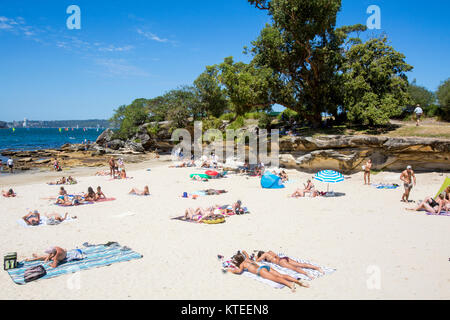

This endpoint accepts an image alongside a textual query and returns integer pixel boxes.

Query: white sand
[0,159,449,299]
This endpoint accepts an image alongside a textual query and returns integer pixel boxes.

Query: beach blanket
[372,183,399,189]
[6,243,142,285]
[171,216,199,224]
[16,216,75,228]
[425,211,450,216]
[222,254,335,289]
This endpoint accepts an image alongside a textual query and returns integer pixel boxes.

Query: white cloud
[137,29,169,43]
[95,58,149,77]
[98,45,134,52]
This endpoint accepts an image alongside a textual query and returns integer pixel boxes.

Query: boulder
[106,139,125,150]
[96,128,114,146]
[124,141,145,153]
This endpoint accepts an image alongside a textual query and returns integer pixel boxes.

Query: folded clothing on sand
[6,243,143,285]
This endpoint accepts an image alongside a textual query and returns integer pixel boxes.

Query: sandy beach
[0,159,449,300]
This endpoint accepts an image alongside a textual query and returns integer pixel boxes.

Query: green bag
[4,252,17,270]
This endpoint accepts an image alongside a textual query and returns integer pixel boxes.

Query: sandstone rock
[34,159,51,164]
[123,141,145,153]
[96,128,114,146]
[107,139,125,150]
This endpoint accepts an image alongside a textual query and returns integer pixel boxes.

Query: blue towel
[7,244,142,285]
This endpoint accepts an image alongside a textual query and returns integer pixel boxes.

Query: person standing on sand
[414,104,423,126]
[363,159,372,185]
[7,157,14,173]
[109,157,116,177]
[400,165,416,202]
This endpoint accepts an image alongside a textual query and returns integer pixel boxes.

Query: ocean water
[0,128,103,161]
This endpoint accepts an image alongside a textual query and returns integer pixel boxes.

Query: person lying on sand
[407,193,448,215]
[129,186,150,196]
[84,187,97,201]
[22,210,41,226]
[203,189,228,196]
[191,175,208,182]
[25,246,67,268]
[183,205,221,222]
[67,176,77,184]
[96,186,106,199]
[48,177,66,185]
[2,188,16,197]
[45,212,76,225]
[255,251,324,279]
[279,170,289,182]
[225,251,308,292]
[95,170,109,176]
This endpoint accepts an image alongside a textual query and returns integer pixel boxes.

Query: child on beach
[2,188,16,197]
[96,186,106,199]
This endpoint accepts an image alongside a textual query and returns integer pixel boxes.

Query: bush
[244,112,263,120]
[227,116,245,130]
[219,113,236,121]
[258,113,272,129]
[146,123,160,136]
[278,109,299,123]
[425,104,441,118]
[202,116,223,131]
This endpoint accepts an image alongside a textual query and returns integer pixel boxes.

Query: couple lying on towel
[22,211,76,226]
[224,250,323,292]
[2,188,16,197]
[407,189,449,214]
[183,200,245,222]
[48,176,77,185]
[25,246,83,268]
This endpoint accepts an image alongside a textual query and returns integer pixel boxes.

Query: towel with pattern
[6,243,143,285]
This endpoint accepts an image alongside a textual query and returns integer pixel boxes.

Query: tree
[248,0,366,126]
[110,99,150,139]
[436,78,450,118]
[161,86,201,129]
[194,66,229,118]
[408,79,435,108]
[216,57,274,117]
[342,36,413,125]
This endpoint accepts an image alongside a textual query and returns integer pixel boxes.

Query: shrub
[227,116,245,130]
[258,113,273,129]
[219,113,236,121]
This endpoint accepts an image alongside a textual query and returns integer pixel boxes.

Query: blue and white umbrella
[313,170,344,192]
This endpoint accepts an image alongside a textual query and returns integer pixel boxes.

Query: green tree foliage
[161,86,200,129]
[193,66,229,118]
[342,37,413,125]
[408,79,436,109]
[216,57,274,117]
[110,99,149,139]
[248,0,366,126]
[436,78,450,119]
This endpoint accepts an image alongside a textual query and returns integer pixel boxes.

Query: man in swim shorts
[400,165,416,202]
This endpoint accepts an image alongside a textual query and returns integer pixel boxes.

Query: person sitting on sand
[22,210,41,226]
[129,186,150,196]
[291,179,318,198]
[232,200,245,215]
[58,186,67,196]
[225,250,308,292]
[84,187,97,201]
[96,186,106,199]
[118,168,127,179]
[240,161,250,174]
[256,251,324,280]
[407,193,448,215]
[25,246,67,268]
[67,176,77,184]
[2,188,16,197]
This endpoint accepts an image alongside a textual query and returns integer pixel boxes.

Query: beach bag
[4,252,17,270]
[24,265,47,283]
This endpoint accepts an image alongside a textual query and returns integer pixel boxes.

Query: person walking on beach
[400,165,416,202]
[363,159,372,185]
[414,104,423,126]
[7,157,14,173]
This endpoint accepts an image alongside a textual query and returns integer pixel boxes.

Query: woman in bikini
[225,251,308,292]
[407,192,448,214]
[84,187,97,201]
[256,251,324,279]
[2,188,16,197]
[129,186,150,195]
[183,206,218,222]
[22,210,41,226]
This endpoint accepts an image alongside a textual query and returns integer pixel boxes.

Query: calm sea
[0,128,103,161]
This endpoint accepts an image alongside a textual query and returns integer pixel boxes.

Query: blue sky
[0,0,449,121]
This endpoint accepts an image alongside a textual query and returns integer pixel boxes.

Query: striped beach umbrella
[313,170,344,192]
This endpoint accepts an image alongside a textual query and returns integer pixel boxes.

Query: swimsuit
[257,265,271,276]
[279,257,289,263]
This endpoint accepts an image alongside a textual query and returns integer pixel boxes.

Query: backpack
[24,265,47,283]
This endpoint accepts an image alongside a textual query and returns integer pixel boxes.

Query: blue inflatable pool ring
[260,172,285,189]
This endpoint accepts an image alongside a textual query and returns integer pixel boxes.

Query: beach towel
[95,197,116,203]
[6,243,143,285]
[222,255,335,289]
[16,216,75,228]
[372,183,399,189]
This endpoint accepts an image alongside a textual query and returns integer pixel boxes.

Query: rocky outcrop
[96,128,114,145]
[279,135,450,173]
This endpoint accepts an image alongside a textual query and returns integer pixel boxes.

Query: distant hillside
[0,121,7,129]
[6,119,114,128]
